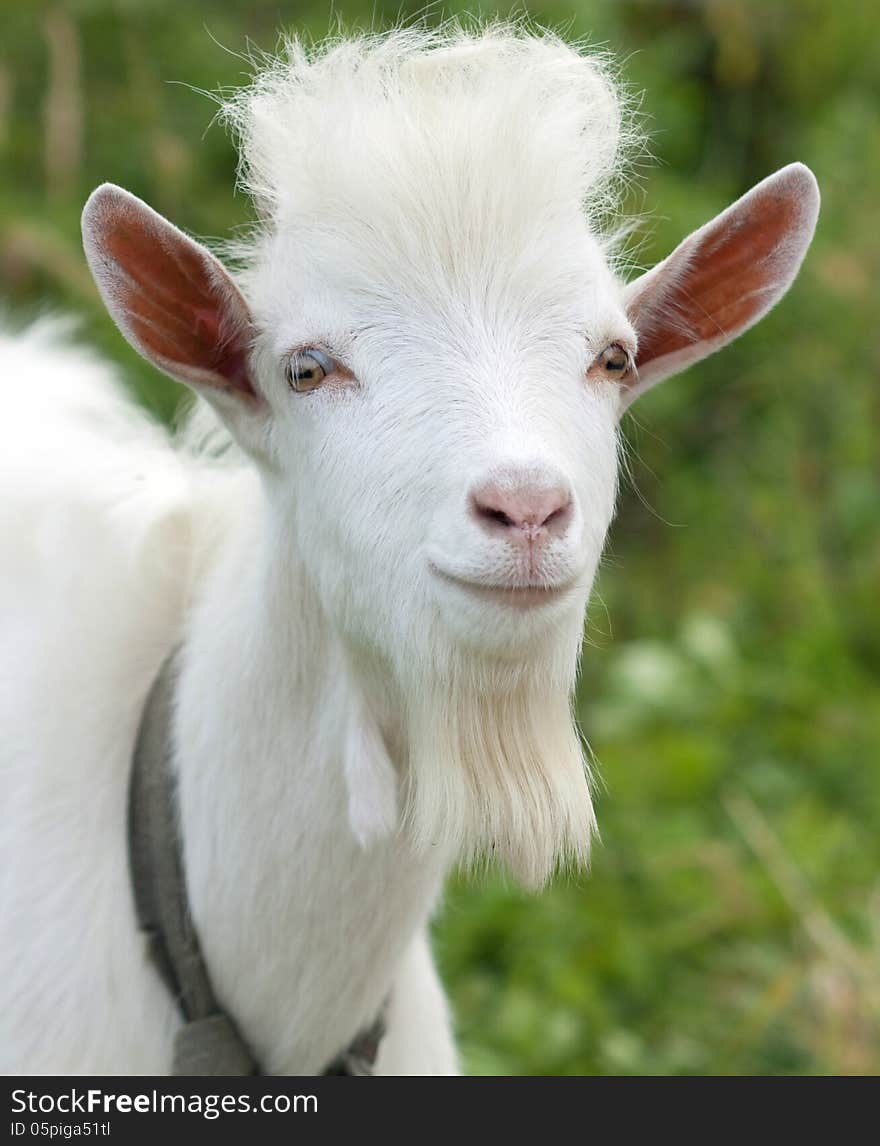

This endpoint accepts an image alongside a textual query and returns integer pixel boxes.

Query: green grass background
[1,0,877,1074]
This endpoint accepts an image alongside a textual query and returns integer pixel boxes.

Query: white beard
[401,656,595,889]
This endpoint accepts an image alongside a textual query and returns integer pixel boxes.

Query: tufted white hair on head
[223,27,629,242]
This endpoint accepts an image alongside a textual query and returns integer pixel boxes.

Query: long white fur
[0,25,818,1075]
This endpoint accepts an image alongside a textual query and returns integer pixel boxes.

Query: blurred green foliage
[1,0,877,1075]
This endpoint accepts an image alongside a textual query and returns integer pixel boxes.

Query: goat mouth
[430,566,578,610]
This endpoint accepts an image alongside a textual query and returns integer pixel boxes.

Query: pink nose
[470,478,572,543]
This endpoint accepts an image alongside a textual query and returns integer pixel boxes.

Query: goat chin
[401,653,595,890]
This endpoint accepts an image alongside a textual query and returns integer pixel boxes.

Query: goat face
[81,32,818,690]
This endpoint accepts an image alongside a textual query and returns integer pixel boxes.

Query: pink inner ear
[102,200,255,398]
[631,181,802,371]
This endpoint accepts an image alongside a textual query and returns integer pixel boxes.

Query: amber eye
[590,343,633,383]
[285,349,334,393]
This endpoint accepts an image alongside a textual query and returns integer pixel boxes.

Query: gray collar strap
[128,649,386,1076]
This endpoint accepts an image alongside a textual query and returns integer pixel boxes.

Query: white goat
[0,27,819,1075]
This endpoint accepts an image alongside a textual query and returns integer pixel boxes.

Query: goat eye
[591,343,632,383]
[285,349,334,392]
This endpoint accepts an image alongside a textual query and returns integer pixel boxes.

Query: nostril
[479,504,517,530]
[470,490,511,532]
[541,495,572,534]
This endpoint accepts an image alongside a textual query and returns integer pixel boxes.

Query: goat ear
[82,183,266,437]
[621,163,819,407]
